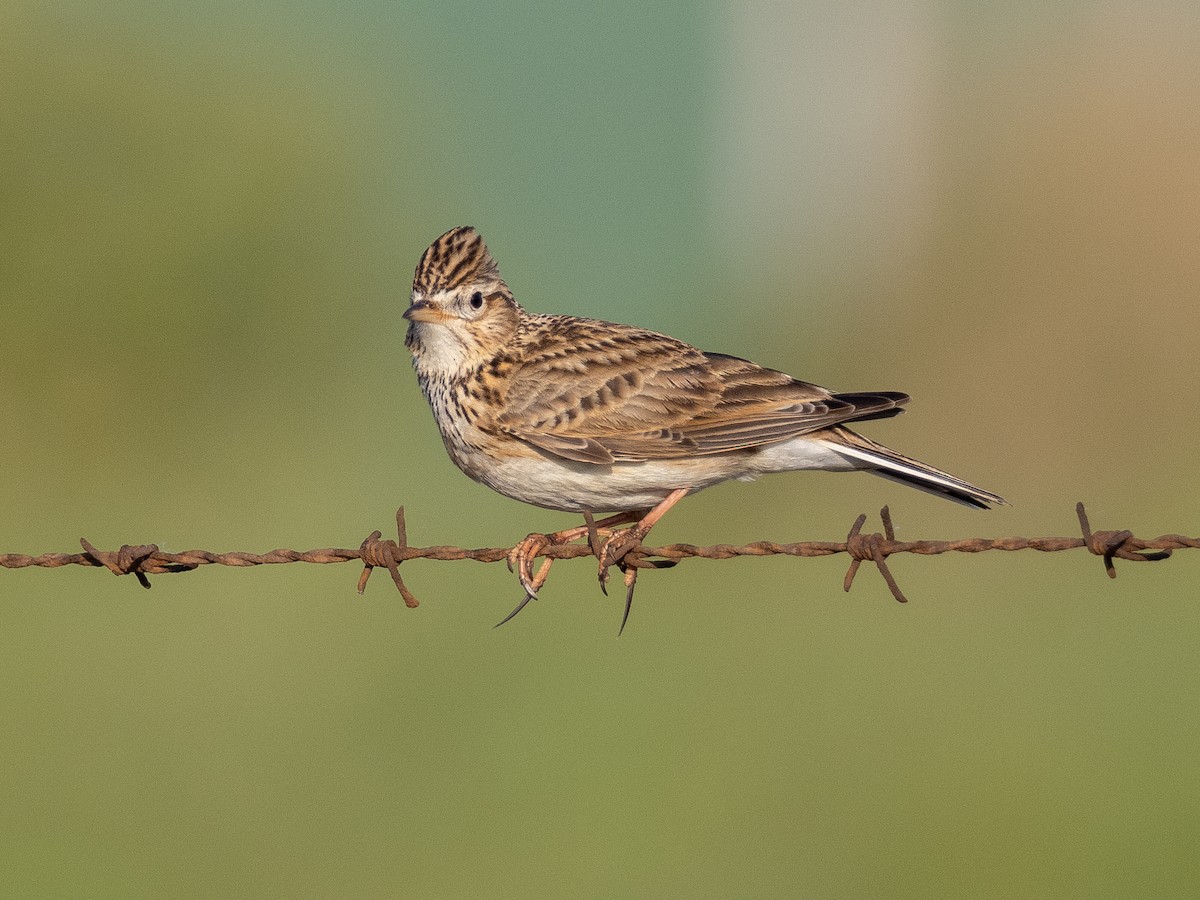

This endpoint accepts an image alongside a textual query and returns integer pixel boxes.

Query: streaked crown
[412,226,502,295]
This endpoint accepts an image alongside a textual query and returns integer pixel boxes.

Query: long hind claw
[618,565,638,635]
[495,591,536,628]
[495,558,553,628]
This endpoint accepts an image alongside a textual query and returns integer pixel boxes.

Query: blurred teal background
[3,1,1200,896]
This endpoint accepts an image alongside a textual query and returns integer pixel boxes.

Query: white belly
[465,435,861,513]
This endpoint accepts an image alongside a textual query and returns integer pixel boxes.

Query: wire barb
[78,539,159,589]
[1075,502,1172,578]
[842,507,908,603]
[356,507,420,607]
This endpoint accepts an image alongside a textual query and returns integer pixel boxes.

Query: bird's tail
[820,426,1006,510]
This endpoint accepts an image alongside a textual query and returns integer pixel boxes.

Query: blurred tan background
[3,2,1199,897]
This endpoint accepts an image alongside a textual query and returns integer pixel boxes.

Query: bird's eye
[470,291,484,309]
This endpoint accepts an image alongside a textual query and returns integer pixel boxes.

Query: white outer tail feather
[818,437,1006,509]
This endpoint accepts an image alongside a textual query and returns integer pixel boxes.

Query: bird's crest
[412,226,501,294]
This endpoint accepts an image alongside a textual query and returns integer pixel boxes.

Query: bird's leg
[597,488,690,593]
[505,510,645,603]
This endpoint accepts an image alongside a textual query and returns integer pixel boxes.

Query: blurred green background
[3,1,1199,897]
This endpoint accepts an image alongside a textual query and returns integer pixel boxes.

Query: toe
[595,532,625,594]
[520,556,539,597]
[509,533,550,598]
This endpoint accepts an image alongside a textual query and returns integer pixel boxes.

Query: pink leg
[597,488,690,591]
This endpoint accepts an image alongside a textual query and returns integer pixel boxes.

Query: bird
[402,226,1005,629]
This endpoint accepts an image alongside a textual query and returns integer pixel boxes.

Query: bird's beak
[403,300,444,323]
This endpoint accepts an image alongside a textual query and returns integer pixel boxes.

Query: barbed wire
[2,504,1196,628]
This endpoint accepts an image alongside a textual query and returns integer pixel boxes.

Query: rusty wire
[1,504,1196,621]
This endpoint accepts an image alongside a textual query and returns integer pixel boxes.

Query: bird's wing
[496,318,908,464]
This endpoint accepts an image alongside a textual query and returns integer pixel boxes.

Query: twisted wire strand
[2,504,1195,610]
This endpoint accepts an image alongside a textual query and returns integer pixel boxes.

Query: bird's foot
[497,538,555,628]
[596,525,648,596]
[507,532,554,599]
[500,524,615,627]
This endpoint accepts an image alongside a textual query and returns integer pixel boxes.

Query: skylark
[403,226,1005,627]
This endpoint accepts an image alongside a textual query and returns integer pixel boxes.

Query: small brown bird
[403,226,1004,628]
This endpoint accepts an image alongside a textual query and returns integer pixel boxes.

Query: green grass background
[3,2,1200,897]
